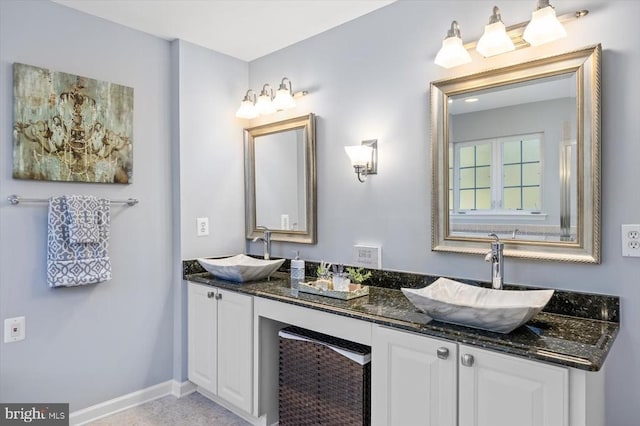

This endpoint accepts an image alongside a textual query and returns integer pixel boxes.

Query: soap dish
[298,281,369,300]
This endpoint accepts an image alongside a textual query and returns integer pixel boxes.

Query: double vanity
[184,260,618,426]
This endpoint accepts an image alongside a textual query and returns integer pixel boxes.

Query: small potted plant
[346,267,372,291]
[316,261,332,290]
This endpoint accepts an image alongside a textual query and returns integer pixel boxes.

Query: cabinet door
[216,288,253,413]
[187,283,217,394]
[372,325,457,426]
[459,344,569,426]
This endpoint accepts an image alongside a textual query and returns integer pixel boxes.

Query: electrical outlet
[196,217,209,237]
[4,316,25,343]
[621,224,640,257]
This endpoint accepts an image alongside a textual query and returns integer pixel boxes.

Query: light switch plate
[353,245,381,269]
[4,316,25,343]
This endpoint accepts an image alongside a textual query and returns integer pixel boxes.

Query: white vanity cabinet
[458,344,568,426]
[187,282,253,414]
[372,325,574,426]
[372,325,458,426]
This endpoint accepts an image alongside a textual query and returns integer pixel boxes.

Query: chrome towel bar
[7,194,139,206]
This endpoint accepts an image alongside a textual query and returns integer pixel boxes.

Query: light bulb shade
[344,145,373,167]
[255,94,276,115]
[272,88,296,110]
[435,36,472,69]
[523,6,566,46]
[235,99,258,119]
[476,21,515,57]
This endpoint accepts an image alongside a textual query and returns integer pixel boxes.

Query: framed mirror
[245,113,316,244]
[431,45,601,263]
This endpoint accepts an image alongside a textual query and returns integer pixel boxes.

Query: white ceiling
[51,0,395,61]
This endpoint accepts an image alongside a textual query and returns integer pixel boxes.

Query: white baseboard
[69,380,195,425]
[172,380,197,398]
[196,387,267,426]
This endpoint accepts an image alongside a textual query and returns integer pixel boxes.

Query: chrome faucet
[485,233,504,290]
[253,226,272,260]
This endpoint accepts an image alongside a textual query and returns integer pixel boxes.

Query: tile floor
[87,392,252,426]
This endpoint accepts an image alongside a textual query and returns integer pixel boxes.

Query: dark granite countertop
[185,269,619,372]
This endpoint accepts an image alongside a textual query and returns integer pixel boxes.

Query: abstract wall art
[13,63,134,183]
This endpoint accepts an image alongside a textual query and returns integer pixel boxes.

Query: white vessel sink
[197,254,285,283]
[401,277,554,333]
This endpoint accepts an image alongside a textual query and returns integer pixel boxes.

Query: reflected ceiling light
[272,77,296,110]
[464,97,479,103]
[434,21,472,69]
[523,0,567,46]
[476,6,515,58]
[345,139,378,183]
[235,90,258,119]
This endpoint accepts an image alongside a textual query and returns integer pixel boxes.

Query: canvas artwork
[13,63,134,183]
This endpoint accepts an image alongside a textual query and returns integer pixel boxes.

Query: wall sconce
[235,77,307,119]
[344,139,377,183]
[434,1,589,68]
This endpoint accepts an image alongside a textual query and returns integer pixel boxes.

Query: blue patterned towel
[47,196,112,287]
[64,195,100,243]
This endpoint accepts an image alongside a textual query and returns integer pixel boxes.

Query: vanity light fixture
[434,21,472,69]
[523,0,566,46]
[235,77,307,119]
[434,2,589,68]
[476,6,515,58]
[345,139,378,183]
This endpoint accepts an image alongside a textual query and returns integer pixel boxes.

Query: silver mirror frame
[431,45,601,263]
[245,113,317,244]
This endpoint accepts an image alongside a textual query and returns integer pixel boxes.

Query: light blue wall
[247,1,639,424]
[172,39,248,382]
[0,0,174,411]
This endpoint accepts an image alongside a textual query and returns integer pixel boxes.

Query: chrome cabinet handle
[437,347,449,360]
[207,291,215,299]
[215,293,222,300]
[461,353,475,367]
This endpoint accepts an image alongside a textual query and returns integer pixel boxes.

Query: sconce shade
[236,90,258,119]
[273,88,296,110]
[476,21,515,57]
[523,6,567,46]
[256,93,275,115]
[435,21,471,69]
[435,36,472,69]
[236,99,258,119]
[345,145,373,167]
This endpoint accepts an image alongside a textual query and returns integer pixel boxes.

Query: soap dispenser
[290,251,305,296]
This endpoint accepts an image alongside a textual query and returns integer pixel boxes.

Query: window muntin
[451,133,542,213]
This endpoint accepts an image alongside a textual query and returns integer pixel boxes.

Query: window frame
[450,132,544,216]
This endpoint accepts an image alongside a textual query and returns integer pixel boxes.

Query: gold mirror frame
[245,113,317,244]
[431,45,601,263]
